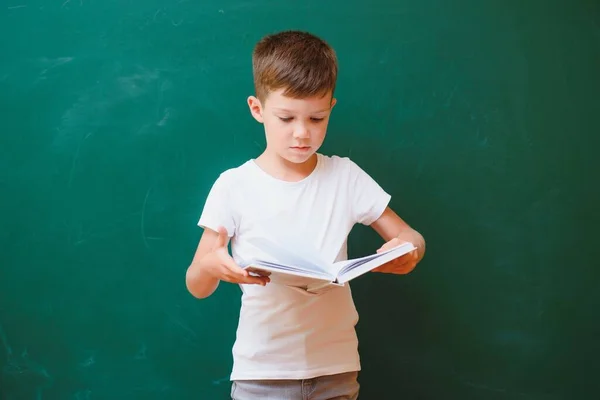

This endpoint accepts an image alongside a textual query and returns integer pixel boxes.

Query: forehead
[264,88,332,112]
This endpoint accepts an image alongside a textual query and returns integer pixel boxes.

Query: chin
[283,151,316,164]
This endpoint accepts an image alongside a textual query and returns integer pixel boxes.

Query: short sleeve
[347,159,391,225]
[197,172,236,237]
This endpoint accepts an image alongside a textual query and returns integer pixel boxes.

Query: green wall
[1,0,598,398]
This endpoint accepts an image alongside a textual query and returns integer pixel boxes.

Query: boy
[185,30,425,400]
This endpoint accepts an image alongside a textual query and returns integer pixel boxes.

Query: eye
[279,117,293,122]
[310,117,324,122]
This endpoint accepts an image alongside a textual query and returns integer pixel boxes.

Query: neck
[255,152,318,182]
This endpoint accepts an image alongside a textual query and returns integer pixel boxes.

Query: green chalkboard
[1,0,599,398]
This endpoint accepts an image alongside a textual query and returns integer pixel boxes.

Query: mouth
[290,146,311,152]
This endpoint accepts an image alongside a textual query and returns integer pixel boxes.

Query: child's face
[248,88,336,165]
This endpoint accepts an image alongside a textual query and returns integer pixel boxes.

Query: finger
[214,226,229,248]
[403,262,417,273]
[220,258,250,278]
[377,241,393,253]
[389,254,409,265]
[397,260,416,272]
[377,237,407,253]
[374,259,411,274]
[373,264,392,272]
[214,246,244,272]
[220,268,248,282]
[250,269,271,277]
[377,241,397,253]
[242,275,270,286]
[223,270,270,286]
[220,256,270,284]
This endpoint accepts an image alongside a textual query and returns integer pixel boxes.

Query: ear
[330,97,337,109]
[247,96,264,123]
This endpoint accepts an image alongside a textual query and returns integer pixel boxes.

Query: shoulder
[202,160,258,202]
[318,153,352,169]
[211,159,256,186]
[317,153,385,193]
[317,153,368,177]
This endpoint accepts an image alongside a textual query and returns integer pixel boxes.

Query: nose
[293,122,310,139]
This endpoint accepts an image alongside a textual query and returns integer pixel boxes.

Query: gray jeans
[230,371,360,400]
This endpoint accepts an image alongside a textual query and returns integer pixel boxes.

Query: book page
[331,245,401,273]
[245,261,333,290]
[242,235,331,276]
[334,242,416,283]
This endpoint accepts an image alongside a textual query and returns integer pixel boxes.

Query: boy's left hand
[372,237,420,274]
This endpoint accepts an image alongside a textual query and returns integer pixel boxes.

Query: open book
[241,241,416,295]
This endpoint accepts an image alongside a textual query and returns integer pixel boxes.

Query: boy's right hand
[203,227,270,286]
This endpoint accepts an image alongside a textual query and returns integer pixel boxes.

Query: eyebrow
[273,107,331,113]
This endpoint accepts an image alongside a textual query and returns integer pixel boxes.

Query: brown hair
[252,30,338,102]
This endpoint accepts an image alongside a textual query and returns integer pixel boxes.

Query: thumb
[377,238,401,253]
[215,226,229,248]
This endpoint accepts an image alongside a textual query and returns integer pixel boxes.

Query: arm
[369,207,426,274]
[185,228,222,299]
[185,226,269,299]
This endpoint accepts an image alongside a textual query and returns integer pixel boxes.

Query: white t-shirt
[198,153,391,380]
